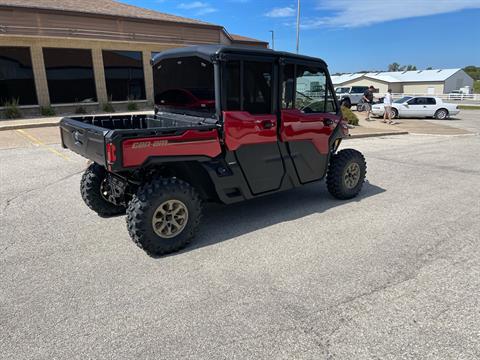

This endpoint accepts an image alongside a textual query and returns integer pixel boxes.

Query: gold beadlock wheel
[152,200,189,238]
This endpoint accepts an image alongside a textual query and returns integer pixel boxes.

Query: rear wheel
[327,149,366,200]
[126,177,202,256]
[434,108,448,120]
[80,163,126,216]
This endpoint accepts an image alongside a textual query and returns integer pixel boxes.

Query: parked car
[371,96,460,119]
[60,45,367,256]
[335,86,369,108]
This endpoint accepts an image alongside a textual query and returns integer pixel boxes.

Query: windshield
[153,56,215,116]
[335,87,350,94]
[394,96,413,103]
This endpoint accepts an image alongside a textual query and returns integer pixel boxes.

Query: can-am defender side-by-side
[60,45,367,256]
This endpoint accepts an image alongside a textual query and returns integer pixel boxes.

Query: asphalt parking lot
[1,111,480,359]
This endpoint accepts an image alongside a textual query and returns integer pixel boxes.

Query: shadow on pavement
[164,180,385,257]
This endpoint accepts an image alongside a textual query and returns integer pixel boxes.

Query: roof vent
[417,70,422,73]
[437,69,442,72]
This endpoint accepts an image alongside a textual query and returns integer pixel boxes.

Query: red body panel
[122,129,221,168]
[280,109,339,154]
[223,111,277,151]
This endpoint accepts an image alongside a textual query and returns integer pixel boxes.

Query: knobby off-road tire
[327,149,367,200]
[80,163,126,216]
[126,178,202,256]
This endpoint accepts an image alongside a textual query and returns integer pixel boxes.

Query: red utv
[60,45,366,256]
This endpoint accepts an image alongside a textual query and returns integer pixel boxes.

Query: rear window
[153,56,215,115]
[351,86,368,93]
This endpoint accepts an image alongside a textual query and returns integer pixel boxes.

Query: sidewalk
[1,111,470,137]
[350,113,472,136]
[0,110,153,131]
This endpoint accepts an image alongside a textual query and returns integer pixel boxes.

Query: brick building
[0,0,267,113]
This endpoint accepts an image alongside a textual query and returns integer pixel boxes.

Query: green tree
[406,65,417,71]
[426,67,433,70]
[388,62,400,71]
[463,65,480,81]
[474,80,480,94]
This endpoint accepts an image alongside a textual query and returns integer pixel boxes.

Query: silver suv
[335,86,369,107]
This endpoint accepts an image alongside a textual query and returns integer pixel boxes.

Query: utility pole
[269,30,275,50]
[296,0,301,53]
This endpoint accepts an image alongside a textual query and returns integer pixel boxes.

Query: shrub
[3,98,21,119]
[102,102,115,113]
[341,105,359,126]
[75,106,87,114]
[127,101,139,111]
[40,105,56,117]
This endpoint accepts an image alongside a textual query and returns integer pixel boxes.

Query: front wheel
[327,149,367,200]
[126,177,202,256]
[391,108,399,119]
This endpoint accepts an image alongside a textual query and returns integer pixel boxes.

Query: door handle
[261,120,274,129]
[323,118,334,126]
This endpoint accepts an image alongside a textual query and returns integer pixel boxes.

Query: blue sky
[123,0,480,73]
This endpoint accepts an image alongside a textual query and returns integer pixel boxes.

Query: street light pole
[269,30,275,50]
[296,0,301,53]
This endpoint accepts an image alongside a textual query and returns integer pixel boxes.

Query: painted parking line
[16,129,71,162]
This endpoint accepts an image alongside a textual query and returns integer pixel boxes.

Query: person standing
[363,85,375,120]
[383,89,395,124]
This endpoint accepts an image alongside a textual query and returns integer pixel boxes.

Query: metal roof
[152,45,327,65]
[332,69,463,85]
[0,0,215,26]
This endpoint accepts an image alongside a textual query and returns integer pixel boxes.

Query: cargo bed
[60,112,219,171]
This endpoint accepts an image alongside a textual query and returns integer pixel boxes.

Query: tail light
[106,143,117,165]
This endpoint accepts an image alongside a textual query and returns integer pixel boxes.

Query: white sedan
[371,96,460,120]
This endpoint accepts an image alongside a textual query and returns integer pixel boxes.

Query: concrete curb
[0,121,60,131]
[349,131,409,139]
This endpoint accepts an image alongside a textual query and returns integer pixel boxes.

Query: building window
[43,48,97,104]
[103,50,146,101]
[0,47,37,105]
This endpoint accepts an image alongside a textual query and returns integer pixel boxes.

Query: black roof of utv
[151,45,327,67]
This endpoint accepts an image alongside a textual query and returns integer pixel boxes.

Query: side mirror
[403,102,409,106]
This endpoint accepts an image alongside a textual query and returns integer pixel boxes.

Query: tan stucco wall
[402,82,444,95]
[0,35,177,106]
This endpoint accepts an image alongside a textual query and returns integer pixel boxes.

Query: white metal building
[331,69,474,95]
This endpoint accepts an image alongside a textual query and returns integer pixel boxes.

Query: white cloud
[265,6,296,18]
[305,0,480,28]
[178,1,217,15]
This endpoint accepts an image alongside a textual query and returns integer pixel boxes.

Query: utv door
[280,62,338,183]
[222,59,285,195]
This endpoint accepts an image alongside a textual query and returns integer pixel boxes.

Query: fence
[387,93,480,104]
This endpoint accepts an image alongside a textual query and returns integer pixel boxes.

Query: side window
[243,61,273,114]
[282,64,336,114]
[407,98,417,105]
[417,97,427,105]
[282,64,295,109]
[426,97,436,105]
[225,61,240,110]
